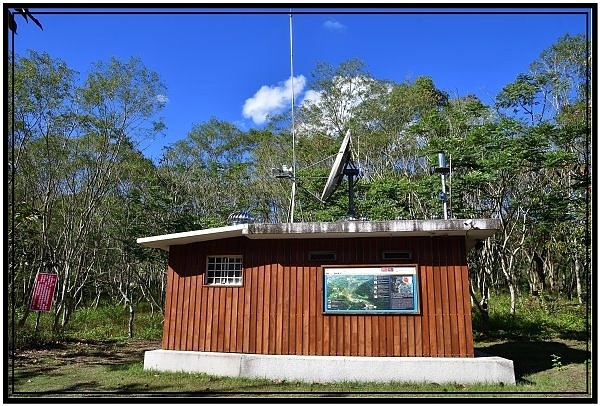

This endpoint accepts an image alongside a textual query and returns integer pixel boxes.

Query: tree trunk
[34,311,41,336]
[546,250,555,293]
[17,305,32,328]
[469,282,489,337]
[58,263,70,327]
[574,256,583,304]
[128,304,134,339]
[533,252,545,293]
[508,282,516,316]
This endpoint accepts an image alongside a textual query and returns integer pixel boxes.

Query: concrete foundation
[144,350,516,385]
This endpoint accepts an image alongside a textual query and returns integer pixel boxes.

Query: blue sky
[10,6,591,162]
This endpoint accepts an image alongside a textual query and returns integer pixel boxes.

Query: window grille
[205,256,243,286]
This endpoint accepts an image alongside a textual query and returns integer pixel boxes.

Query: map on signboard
[323,266,419,314]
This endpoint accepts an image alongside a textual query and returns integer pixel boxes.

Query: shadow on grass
[11,366,58,383]
[478,341,590,382]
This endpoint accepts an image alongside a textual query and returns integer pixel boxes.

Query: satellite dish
[321,129,352,202]
[320,129,360,219]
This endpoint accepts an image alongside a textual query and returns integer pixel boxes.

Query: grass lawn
[8,296,593,399]
[7,337,592,399]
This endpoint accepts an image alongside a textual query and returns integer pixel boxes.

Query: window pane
[206,256,243,286]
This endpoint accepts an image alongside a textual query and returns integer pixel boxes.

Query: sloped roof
[137,219,500,252]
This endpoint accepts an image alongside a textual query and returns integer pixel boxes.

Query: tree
[9,51,78,326]
[10,33,590,342]
[296,58,377,138]
[289,60,451,221]
[496,33,591,305]
[357,76,448,182]
[9,53,168,330]
[530,33,589,112]
[159,118,261,227]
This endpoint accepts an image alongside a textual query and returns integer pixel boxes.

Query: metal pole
[10,17,16,394]
[347,173,355,220]
[448,154,452,219]
[34,311,41,336]
[441,173,448,220]
[288,10,296,223]
[437,152,448,220]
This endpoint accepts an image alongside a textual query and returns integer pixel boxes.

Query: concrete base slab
[144,350,515,385]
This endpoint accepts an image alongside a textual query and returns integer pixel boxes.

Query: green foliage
[11,304,163,349]
[8,34,591,341]
[362,176,411,220]
[66,304,163,341]
[9,310,67,349]
[472,293,588,341]
[496,74,545,115]
[9,51,170,331]
[530,33,589,106]
[67,305,130,339]
[550,353,563,370]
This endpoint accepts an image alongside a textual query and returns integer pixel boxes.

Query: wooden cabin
[137,219,499,358]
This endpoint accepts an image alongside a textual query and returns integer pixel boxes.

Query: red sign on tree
[29,273,58,312]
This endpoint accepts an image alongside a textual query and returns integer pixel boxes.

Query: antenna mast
[288,9,297,223]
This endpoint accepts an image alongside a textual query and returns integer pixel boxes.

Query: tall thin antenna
[288,9,297,223]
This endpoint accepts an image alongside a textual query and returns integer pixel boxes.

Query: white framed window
[205,255,243,286]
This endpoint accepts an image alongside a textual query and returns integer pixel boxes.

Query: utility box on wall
[138,219,500,359]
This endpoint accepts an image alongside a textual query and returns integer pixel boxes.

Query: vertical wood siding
[163,236,474,357]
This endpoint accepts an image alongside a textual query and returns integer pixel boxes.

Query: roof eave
[136,219,500,252]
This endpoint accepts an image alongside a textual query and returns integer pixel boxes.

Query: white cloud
[296,75,380,137]
[323,19,346,31]
[242,75,307,125]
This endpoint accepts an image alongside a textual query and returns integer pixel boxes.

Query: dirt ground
[10,338,162,371]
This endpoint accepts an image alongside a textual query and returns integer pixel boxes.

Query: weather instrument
[272,165,294,179]
[431,152,451,220]
[320,129,361,220]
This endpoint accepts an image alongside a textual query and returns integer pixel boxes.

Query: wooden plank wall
[162,235,474,357]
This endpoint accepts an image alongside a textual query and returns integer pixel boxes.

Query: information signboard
[323,265,419,314]
[29,272,58,312]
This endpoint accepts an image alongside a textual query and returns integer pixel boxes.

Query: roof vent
[309,251,337,261]
[382,251,411,260]
[227,211,255,226]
